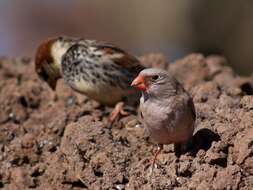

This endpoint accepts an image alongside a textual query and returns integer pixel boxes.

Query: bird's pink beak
[131,75,146,91]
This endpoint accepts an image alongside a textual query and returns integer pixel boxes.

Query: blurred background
[0,0,252,75]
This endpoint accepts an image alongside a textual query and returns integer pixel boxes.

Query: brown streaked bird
[35,36,144,121]
[131,68,196,173]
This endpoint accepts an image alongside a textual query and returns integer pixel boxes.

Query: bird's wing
[163,95,195,130]
[92,41,145,75]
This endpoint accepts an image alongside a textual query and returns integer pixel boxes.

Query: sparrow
[35,36,144,121]
[131,68,196,172]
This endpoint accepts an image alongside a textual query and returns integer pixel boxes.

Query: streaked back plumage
[59,37,144,105]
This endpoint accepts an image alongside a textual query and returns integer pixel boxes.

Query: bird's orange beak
[131,75,146,91]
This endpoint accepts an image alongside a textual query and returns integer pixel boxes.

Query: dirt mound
[0,54,252,189]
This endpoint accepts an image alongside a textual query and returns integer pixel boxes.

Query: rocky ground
[0,54,252,190]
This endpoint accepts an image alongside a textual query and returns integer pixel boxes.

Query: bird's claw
[109,102,129,122]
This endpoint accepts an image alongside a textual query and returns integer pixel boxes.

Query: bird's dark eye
[151,75,159,81]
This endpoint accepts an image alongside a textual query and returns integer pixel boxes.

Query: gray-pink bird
[131,68,196,172]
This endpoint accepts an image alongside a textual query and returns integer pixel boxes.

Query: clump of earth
[0,54,252,189]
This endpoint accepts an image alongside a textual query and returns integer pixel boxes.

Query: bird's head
[35,36,72,90]
[131,68,180,97]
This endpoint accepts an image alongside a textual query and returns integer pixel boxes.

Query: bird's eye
[151,75,159,81]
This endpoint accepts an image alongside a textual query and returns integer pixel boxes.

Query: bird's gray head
[131,68,183,98]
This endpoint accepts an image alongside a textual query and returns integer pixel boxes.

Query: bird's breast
[140,99,195,144]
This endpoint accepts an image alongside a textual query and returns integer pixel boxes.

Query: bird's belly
[143,110,194,144]
[145,122,193,144]
[70,79,130,106]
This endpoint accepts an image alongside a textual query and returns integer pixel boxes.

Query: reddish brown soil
[0,54,252,190]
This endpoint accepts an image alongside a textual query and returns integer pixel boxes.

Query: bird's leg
[151,144,163,174]
[109,101,128,122]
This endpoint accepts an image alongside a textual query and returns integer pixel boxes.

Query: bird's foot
[147,164,158,179]
[145,144,163,179]
[109,102,129,122]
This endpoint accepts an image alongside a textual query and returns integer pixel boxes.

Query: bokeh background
[0,0,253,75]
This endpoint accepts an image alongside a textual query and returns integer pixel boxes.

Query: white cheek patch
[51,41,70,69]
